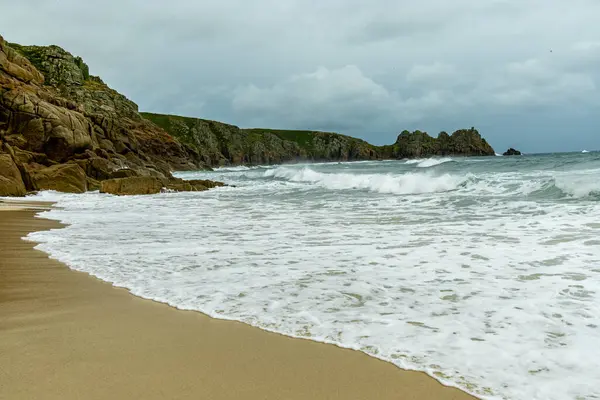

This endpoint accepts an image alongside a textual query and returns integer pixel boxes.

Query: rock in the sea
[0,153,27,196]
[100,176,164,195]
[28,163,87,193]
[389,128,495,158]
[165,178,225,192]
[503,148,522,156]
[185,179,226,189]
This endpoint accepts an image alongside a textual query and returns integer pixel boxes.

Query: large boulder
[100,176,163,195]
[29,163,87,193]
[0,153,27,196]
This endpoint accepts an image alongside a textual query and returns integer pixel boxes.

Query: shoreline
[0,203,476,400]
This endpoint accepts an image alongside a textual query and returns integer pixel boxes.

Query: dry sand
[0,205,476,400]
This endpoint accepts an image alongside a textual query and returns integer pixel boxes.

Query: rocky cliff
[1,35,496,197]
[141,113,380,165]
[0,35,218,196]
[143,113,495,164]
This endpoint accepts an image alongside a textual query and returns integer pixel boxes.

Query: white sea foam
[20,155,600,400]
[555,175,600,198]
[416,157,453,168]
[402,158,453,168]
[264,167,464,194]
[214,165,252,171]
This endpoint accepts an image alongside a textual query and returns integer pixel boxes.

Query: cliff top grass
[141,112,378,155]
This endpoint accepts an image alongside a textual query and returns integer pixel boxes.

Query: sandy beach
[0,203,475,400]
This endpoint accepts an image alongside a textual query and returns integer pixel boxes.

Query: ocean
[26,152,600,399]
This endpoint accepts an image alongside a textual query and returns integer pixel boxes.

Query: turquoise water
[26,151,600,399]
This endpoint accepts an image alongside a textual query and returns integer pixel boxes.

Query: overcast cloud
[2,0,599,152]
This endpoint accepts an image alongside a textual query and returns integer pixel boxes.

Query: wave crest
[215,165,252,172]
[403,158,454,168]
[554,176,600,199]
[264,167,465,194]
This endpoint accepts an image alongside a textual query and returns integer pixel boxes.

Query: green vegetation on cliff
[141,113,381,166]
[141,113,495,165]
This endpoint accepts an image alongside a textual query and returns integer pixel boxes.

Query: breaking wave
[415,157,453,168]
[554,175,600,199]
[402,157,454,168]
[264,167,465,194]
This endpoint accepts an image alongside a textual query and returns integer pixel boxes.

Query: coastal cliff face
[0,35,218,196]
[141,113,380,166]
[0,35,495,196]
[141,114,495,166]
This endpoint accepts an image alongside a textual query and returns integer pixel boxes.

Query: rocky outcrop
[165,179,225,192]
[99,176,226,195]
[0,35,221,197]
[503,148,521,156]
[0,153,26,196]
[28,163,87,193]
[100,177,164,195]
[387,128,495,158]
[183,179,226,190]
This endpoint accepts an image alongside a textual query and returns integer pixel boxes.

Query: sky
[2,0,599,153]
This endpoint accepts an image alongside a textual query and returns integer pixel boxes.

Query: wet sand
[0,204,476,400]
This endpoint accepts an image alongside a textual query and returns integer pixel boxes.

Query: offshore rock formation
[0,35,220,196]
[503,148,522,156]
[0,35,496,196]
[384,129,495,158]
